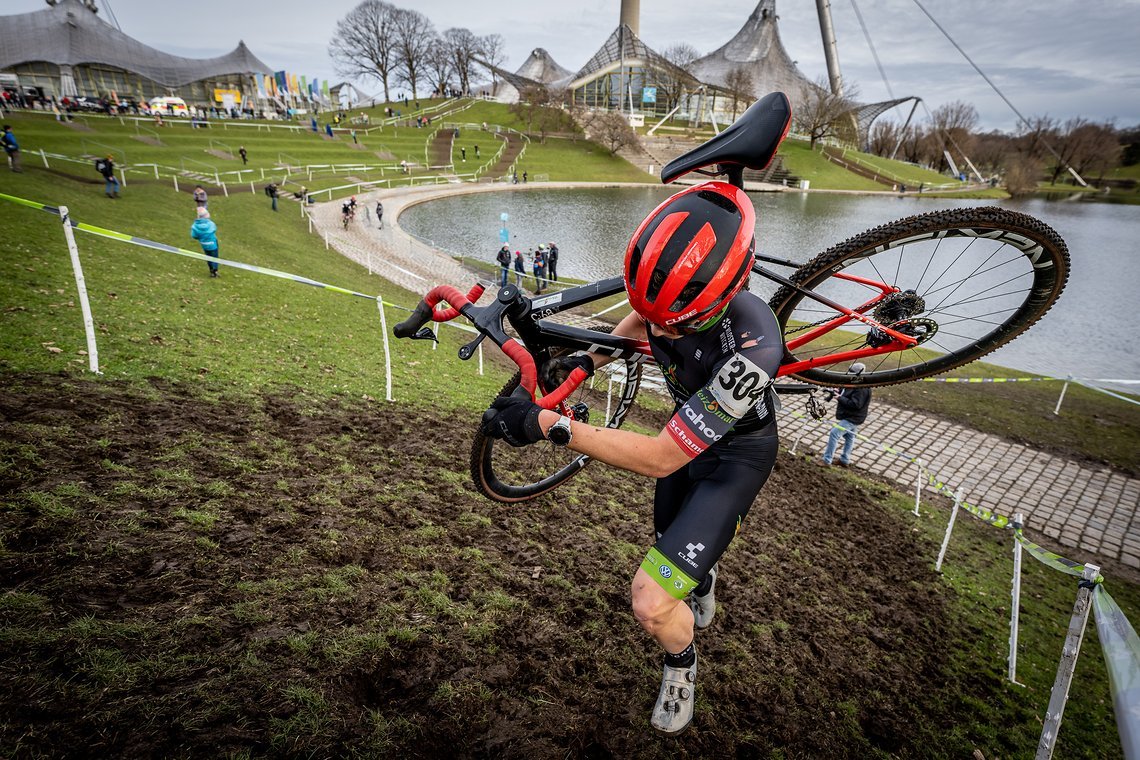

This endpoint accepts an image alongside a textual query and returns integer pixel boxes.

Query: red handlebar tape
[420,283,588,410]
[423,284,485,322]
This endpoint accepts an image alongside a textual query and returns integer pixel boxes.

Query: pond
[401,188,1140,386]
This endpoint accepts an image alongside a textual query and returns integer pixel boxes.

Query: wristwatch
[547,415,573,447]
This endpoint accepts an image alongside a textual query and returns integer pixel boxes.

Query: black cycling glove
[540,353,595,393]
[481,386,545,447]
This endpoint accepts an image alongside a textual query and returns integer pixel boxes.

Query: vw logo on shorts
[659,564,672,579]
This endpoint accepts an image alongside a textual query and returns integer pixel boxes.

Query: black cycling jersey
[648,291,783,458]
[638,291,785,599]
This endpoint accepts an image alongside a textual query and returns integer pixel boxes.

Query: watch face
[549,419,572,446]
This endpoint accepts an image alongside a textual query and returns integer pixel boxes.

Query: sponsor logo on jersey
[682,405,724,442]
[666,417,706,458]
[659,564,673,579]
[678,542,705,569]
[698,389,734,423]
[718,316,736,354]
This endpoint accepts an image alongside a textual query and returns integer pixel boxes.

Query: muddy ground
[0,371,1108,758]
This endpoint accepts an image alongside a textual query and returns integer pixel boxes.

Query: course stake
[935,487,963,572]
[914,458,924,515]
[58,206,100,375]
[376,297,393,402]
[1009,513,1025,685]
[1036,564,1100,759]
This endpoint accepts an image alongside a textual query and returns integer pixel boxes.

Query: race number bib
[708,353,771,419]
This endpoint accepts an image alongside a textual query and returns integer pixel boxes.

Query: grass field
[1,102,1138,757]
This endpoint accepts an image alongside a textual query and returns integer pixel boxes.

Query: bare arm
[535,407,691,479]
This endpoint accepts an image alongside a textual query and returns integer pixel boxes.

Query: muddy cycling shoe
[650,650,697,735]
[689,564,717,629]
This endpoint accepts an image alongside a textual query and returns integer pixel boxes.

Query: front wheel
[469,346,643,503]
[768,207,1069,387]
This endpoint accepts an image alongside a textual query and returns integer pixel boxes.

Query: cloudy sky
[11,0,1140,132]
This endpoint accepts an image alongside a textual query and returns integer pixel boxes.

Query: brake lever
[409,327,439,343]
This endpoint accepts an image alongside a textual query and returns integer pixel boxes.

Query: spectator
[351,128,358,144]
[474,144,480,158]
[265,182,279,212]
[193,185,208,210]
[1,124,21,173]
[460,147,466,162]
[821,363,872,467]
[376,200,384,229]
[238,146,248,165]
[513,250,525,286]
[495,244,512,287]
[325,123,334,138]
[547,242,559,281]
[532,247,546,294]
[96,155,119,198]
[522,171,528,183]
[190,208,221,278]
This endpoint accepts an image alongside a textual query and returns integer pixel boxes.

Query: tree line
[794,78,1136,194]
[329,0,1137,195]
[328,0,505,102]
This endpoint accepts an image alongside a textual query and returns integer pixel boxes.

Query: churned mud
[0,372,1039,758]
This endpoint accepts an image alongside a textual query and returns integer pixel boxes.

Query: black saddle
[660,92,792,185]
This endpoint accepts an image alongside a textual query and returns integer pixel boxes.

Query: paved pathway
[776,395,1140,569]
[307,182,1140,570]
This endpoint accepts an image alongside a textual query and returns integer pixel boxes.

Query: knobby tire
[768,207,1069,387]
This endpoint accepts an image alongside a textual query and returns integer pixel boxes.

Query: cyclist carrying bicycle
[481,181,783,735]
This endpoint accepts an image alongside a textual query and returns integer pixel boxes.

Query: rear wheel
[470,338,642,503]
[768,207,1069,387]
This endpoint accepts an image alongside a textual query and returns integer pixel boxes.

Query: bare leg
[630,567,694,653]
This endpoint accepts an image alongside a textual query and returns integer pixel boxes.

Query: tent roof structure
[689,0,822,104]
[0,0,272,87]
[515,48,572,86]
[568,24,690,89]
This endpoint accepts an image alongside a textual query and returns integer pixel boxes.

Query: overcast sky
[11,0,1140,132]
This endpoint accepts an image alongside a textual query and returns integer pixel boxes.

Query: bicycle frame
[394,254,923,406]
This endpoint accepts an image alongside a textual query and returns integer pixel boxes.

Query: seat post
[722,164,744,190]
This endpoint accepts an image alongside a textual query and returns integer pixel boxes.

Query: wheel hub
[873,289,926,324]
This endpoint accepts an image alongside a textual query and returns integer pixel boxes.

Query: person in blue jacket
[190,207,220,278]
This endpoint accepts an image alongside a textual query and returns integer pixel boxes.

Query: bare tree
[328,0,400,103]
[443,27,480,96]
[1013,116,1057,162]
[510,85,573,142]
[1051,118,1120,184]
[793,77,857,150]
[971,130,1014,176]
[1003,156,1041,197]
[479,34,507,96]
[928,101,979,174]
[657,43,699,112]
[723,66,755,120]
[393,7,435,98]
[423,35,453,97]
[585,110,638,156]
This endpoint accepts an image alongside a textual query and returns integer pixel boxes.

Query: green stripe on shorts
[641,546,698,600]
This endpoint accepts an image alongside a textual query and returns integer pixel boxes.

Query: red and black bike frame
[393,254,920,409]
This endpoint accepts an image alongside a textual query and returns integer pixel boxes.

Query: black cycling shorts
[639,429,778,599]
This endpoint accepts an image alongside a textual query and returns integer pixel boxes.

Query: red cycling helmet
[623,181,755,331]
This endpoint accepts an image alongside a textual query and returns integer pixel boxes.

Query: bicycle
[394,92,1069,504]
